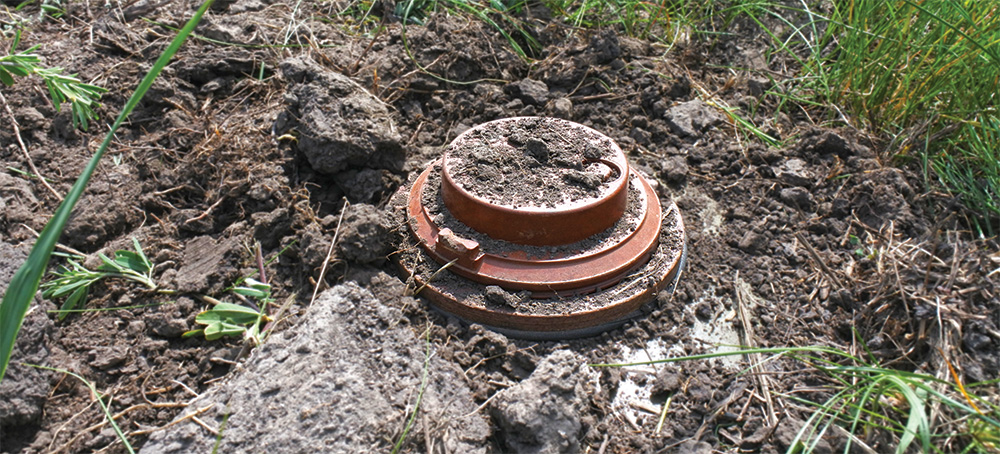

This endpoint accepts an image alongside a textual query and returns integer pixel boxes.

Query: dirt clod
[505,79,550,106]
[491,350,594,453]
[337,204,393,264]
[665,100,723,137]
[279,56,404,175]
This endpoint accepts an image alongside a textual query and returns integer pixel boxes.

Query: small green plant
[390,326,432,454]
[0,0,215,384]
[184,278,273,344]
[0,30,108,130]
[729,0,1000,234]
[40,239,160,320]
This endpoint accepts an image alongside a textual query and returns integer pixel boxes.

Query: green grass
[0,0,215,384]
[730,0,1000,235]
[1,30,107,130]
[27,364,135,453]
[593,345,1000,453]
[390,326,433,454]
[543,0,713,44]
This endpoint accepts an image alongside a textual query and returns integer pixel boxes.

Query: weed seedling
[41,238,162,320]
[0,0,214,385]
[0,30,107,130]
[185,278,273,345]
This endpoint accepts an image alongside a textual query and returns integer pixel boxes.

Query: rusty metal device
[392,117,685,338]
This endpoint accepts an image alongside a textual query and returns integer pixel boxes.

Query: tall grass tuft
[0,0,216,384]
[736,0,1000,235]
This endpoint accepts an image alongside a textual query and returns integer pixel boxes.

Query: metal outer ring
[440,117,630,246]
[403,201,686,335]
[407,159,662,296]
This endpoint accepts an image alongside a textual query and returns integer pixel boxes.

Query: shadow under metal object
[391,117,686,339]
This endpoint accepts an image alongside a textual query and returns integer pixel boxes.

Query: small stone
[524,138,549,162]
[775,158,815,187]
[505,78,550,106]
[779,187,814,209]
[738,230,767,254]
[88,347,127,371]
[630,115,648,129]
[485,286,521,308]
[550,98,572,118]
[665,100,722,138]
[660,156,688,184]
[564,170,602,190]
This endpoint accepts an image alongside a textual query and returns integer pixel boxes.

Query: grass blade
[27,364,135,453]
[0,0,216,384]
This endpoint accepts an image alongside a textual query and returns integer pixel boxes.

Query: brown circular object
[391,117,686,338]
[441,117,629,246]
[408,162,660,296]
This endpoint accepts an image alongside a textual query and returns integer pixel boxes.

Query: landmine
[391,117,686,339]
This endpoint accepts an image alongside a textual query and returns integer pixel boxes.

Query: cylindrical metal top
[441,117,629,246]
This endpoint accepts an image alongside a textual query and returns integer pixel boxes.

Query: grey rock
[141,280,488,454]
[491,350,593,454]
[550,98,572,119]
[775,158,815,187]
[505,79,550,106]
[280,56,404,175]
[664,100,722,138]
[337,204,393,264]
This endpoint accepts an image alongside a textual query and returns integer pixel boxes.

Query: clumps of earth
[446,117,617,208]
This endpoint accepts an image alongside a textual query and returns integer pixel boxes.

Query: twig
[0,90,63,200]
[128,404,214,436]
[735,274,778,427]
[183,197,225,225]
[255,241,267,285]
[413,259,459,296]
[310,198,349,307]
[795,232,844,289]
[190,415,220,436]
[20,224,88,257]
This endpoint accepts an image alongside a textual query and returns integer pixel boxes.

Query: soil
[1,1,998,453]
[446,117,618,208]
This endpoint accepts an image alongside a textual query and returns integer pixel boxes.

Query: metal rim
[440,117,630,246]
